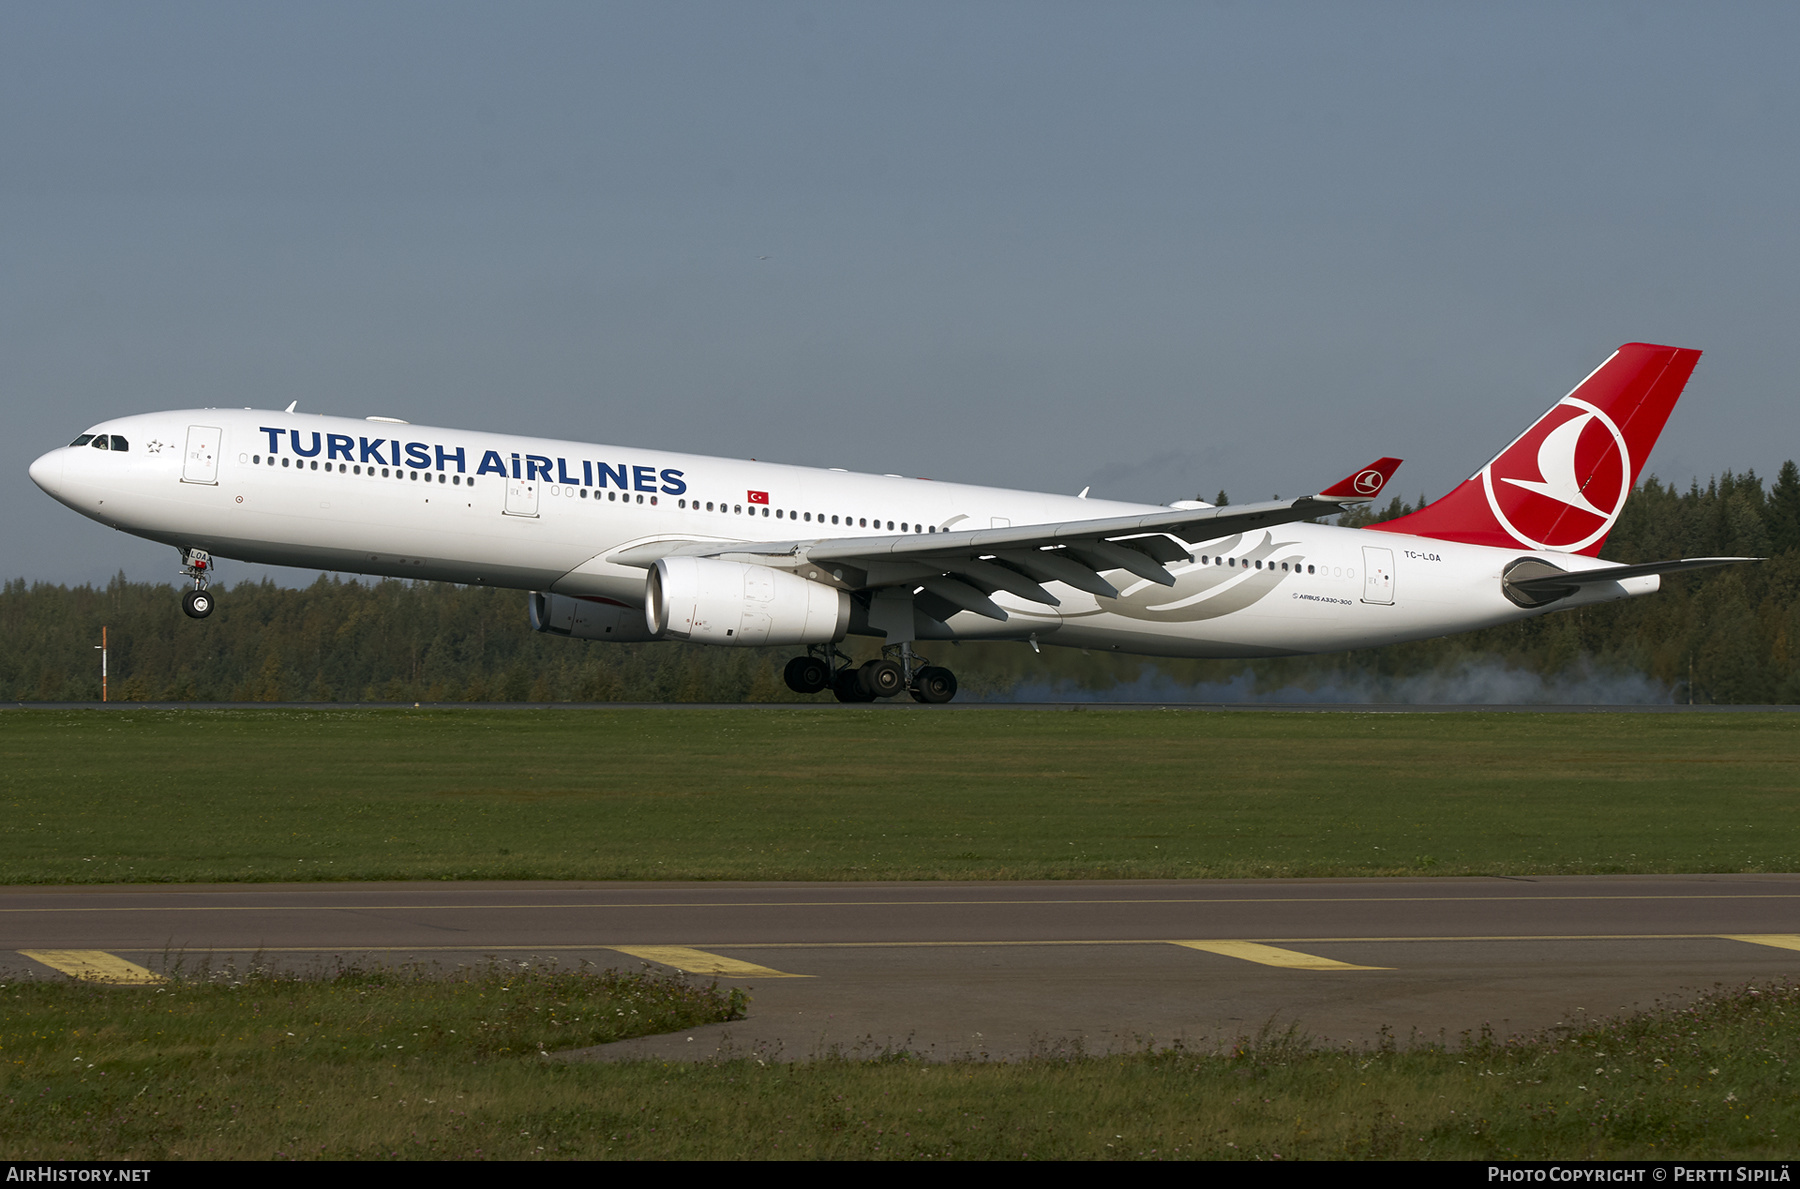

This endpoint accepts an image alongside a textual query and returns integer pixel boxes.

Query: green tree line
[5,464,1798,704]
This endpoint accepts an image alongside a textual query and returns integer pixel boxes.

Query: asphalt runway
[6,875,1800,1061]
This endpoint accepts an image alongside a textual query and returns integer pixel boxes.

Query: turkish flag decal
[747,490,769,505]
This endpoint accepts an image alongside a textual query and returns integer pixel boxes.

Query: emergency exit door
[1361,545,1394,605]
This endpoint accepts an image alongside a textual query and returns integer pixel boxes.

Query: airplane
[28,342,1753,703]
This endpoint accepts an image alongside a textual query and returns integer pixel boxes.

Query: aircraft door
[504,476,539,517]
[181,425,221,485]
[1361,545,1394,605]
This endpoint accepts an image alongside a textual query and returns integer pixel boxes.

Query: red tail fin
[1373,343,1701,556]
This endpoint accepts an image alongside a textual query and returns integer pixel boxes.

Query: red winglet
[1317,457,1403,501]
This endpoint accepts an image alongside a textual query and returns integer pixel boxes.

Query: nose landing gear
[782,643,959,702]
[179,548,215,619]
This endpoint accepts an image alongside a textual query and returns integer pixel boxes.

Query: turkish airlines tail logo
[1373,343,1701,556]
[1483,397,1631,552]
[1498,409,1614,517]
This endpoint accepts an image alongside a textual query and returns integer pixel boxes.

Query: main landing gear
[179,548,215,619]
[783,644,959,703]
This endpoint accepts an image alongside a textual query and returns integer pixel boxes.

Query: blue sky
[6,2,1797,586]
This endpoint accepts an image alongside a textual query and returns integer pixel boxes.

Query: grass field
[1,962,1794,1160]
[0,707,1795,883]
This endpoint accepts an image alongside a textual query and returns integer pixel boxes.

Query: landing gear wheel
[910,665,958,703]
[182,588,214,619]
[783,655,830,694]
[832,669,876,703]
[857,658,906,699]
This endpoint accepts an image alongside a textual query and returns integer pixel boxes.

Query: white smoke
[997,658,1674,705]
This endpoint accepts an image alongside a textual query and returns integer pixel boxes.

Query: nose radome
[29,449,64,496]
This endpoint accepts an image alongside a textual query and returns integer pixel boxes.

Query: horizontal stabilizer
[1503,555,1758,607]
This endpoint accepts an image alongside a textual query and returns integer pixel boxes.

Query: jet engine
[529,591,657,642]
[646,556,850,646]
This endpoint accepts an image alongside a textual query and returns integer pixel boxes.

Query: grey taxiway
[6,875,1799,1061]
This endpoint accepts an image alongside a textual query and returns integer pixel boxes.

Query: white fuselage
[29,408,1655,658]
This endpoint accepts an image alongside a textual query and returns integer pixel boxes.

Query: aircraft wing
[608,457,1402,622]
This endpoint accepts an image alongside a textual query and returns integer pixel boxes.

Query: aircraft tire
[857,658,906,699]
[910,665,957,704]
[832,670,876,703]
[784,656,830,694]
[182,589,214,619]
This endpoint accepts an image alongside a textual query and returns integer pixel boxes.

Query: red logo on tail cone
[1482,397,1630,552]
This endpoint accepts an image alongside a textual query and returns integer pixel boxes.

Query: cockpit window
[91,436,110,450]
[70,434,94,447]
[109,436,128,452]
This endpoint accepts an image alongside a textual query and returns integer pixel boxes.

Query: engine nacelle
[646,557,850,646]
[529,591,657,642]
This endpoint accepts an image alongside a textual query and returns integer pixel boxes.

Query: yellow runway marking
[1721,934,1800,953]
[1171,940,1389,970]
[18,950,163,984]
[608,945,808,978]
